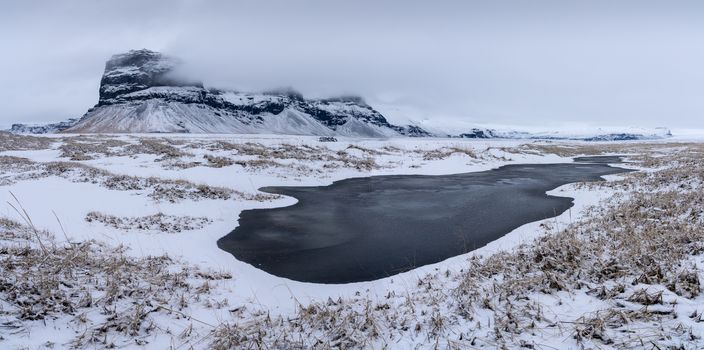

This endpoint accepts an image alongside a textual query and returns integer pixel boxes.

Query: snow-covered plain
[0,133,702,349]
[0,135,564,302]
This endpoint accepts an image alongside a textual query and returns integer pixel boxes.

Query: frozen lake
[218,156,630,283]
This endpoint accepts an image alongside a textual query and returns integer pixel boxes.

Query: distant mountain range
[9,118,79,134]
[455,127,672,141]
[8,49,671,141]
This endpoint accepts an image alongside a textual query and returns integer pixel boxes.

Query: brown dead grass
[85,211,212,233]
[0,217,231,348]
[421,146,478,161]
[0,132,54,152]
[58,137,130,160]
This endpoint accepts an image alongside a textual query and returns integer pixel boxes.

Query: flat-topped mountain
[61,49,428,136]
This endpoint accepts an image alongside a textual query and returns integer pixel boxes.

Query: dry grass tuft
[421,146,478,161]
[125,138,192,160]
[0,132,54,152]
[203,154,235,168]
[58,137,130,160]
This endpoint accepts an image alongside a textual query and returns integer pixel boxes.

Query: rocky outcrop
[458,128,496,139]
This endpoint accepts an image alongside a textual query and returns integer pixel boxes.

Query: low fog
[1,0,703,130]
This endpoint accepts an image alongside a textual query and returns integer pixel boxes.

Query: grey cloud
[1,0,703,129]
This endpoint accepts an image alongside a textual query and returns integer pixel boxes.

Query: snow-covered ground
[0,133,702,349]
[0,135,564,304]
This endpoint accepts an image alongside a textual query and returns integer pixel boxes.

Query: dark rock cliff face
[98,49,203,104]
[303,100,386,128]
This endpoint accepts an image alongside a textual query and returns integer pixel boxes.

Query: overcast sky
[1,0,703,129]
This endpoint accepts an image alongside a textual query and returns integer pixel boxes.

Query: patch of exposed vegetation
[0,216,231,348]
[514,141,692,158]
[124,138,192,160]
[58,136,130,160]
[420,146,478,161]
[56,136,192,162]
[0,132,54,152]
[85,212,212,233]
[193,140,383,171]
[346,144,388,156]
[203,154,235,168]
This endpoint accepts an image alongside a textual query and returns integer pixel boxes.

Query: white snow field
[0,132,703,349]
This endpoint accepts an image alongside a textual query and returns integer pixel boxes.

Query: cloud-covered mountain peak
[60,49,428,136]
[98,49,203,104]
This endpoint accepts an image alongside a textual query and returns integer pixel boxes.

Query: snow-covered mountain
[9,118,78,134]
[373,104,673,141]
[58,49,428,137]
[8,49,671,140]
[456,127,672,141]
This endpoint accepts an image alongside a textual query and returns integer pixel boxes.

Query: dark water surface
[218,156,631,284]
